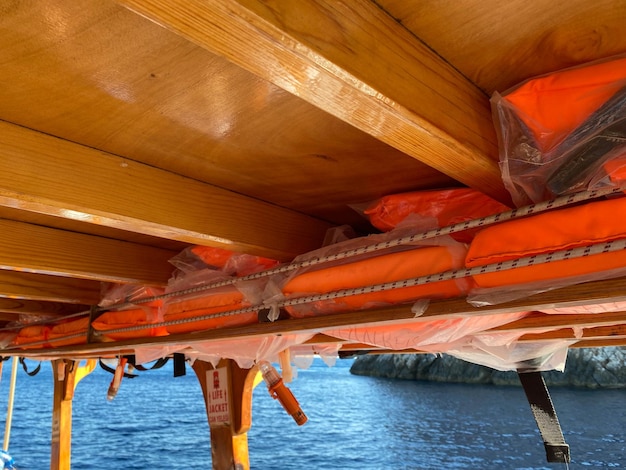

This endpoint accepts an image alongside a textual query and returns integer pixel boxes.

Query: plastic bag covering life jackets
[492,54,626,206]
[92,307,168,341]
[364,188,510,242]
[161,269,259,335]
[282,242,471,317]
[13,325,51,349]
[170,245,280,277]
[92,285,168,341]
[14,318,90,349]
[466,196,626,288]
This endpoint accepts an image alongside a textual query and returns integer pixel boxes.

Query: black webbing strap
[517,371,570,463]
[19,357,41,376]
[129,356,170,372]
[173,353,186,377]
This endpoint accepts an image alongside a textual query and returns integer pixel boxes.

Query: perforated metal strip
[5,186,625,345]
[102,185,624,311]
[93,238,626,336]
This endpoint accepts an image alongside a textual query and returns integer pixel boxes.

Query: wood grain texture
[0,0,453,231]
[381,0,626,94]
[520,324,626,342]
[51,360,77,470]
[0,271,101,304]
[0,219,175,285]
[115,0,508,202]
[0,298,88,316]
[192,360,252,469]
[0,121,331,260]
[490,311,626,333]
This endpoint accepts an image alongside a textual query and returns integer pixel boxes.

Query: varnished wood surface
[0,271,100,304]
[0,120,331,260]
[0,298,88,317]
[381,0,626,94]
[0,218,175,285]
[0,0,454,231]
[116,0,508,202]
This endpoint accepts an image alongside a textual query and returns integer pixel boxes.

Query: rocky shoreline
[349,347,626,388]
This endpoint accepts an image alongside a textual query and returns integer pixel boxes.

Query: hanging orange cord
[106,357,128,401]
[258,361,307,426]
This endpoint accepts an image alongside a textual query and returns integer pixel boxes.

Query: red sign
[206,367,230,426]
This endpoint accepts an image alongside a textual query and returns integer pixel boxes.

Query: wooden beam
[489,311,626,334]
[0,271,101,304]
[115,0,508,202]
[192,359,255,470]
[0,218,175,285]
[50,359,96,470]
[520,324,626,342]
[50,360,76,470]
[0,121,331,261]
[571,338,626,348]
[11,276,626,359]
[0,298,88,316]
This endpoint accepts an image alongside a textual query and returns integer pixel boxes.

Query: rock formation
[349,347,626,388]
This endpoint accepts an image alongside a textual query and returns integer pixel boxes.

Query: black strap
[129,356,170,372]
[517,371,570,463]
[19,358,41,376]
[100,355,185,377]
[173,353,186,377]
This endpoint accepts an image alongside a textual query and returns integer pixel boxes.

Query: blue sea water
[0,357,623,469]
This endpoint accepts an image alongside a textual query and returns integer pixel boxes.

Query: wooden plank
[0,1,454,233]
[0,0,454,231]
[115,0,509,202]
[572,338,626,348]
[0,271,101,304]
[13,276,626,359]
[489,311,626,333]
[520,324,626,342]
[381,0,626,94]
[0,121,331,261]
[0,219,175,285]
[50,360,77,470]
[192,360,252,470]
[0,298,88,316]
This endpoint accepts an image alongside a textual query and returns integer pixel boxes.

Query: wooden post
[192,359,259,470]
[50,359,96,470]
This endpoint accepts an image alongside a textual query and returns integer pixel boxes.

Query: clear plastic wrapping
[446,338,572,372]
[326,312,528,352]
[363,188,509,242]
[162,268,263,335]
[169,245,279,277]
[492,54,626,206]
[187,333,315,369]
[269,227,471,318]
[94,284,167,341]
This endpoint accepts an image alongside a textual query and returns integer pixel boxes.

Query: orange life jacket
[466,196,626,288]
[364,188,510,242]
[283,245,471,317]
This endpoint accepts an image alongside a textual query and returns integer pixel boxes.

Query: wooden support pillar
[192,359,259,470]
[50,359,96,470]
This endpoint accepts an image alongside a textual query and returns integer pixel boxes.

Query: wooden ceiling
[1,0,626,355]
